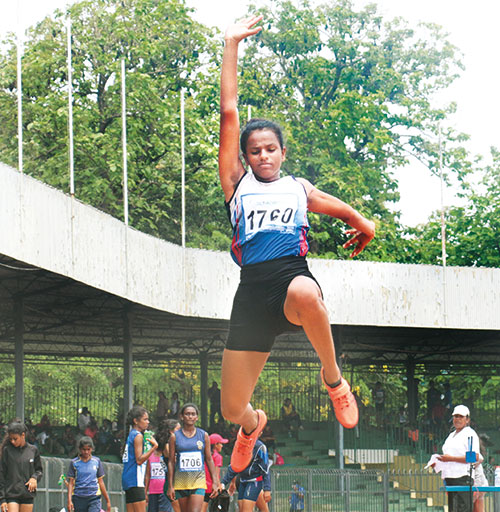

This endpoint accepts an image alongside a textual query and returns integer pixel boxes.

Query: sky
[1,0,499,226]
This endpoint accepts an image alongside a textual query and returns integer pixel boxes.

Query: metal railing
[35,457,500,512]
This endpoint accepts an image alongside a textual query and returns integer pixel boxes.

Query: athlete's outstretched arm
[297,177,376,257]
[219,15,262,201]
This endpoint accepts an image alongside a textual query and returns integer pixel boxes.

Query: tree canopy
[0,0,496,266]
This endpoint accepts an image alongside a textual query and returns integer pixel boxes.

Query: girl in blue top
[122,406,158,512]
[166,404,220,512]
[67,436,111,512]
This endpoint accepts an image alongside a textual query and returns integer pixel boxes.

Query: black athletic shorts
[6,497,34,505]
[226,256,320,352]
[125,486,145,504]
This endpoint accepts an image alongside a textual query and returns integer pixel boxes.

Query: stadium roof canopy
[1,162,499,370]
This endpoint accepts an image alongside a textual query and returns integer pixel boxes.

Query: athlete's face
[9,433,25,448]
[243,129,286,181]
[135,413,149,432]
[80,444,92,461]
[181,406,198,426]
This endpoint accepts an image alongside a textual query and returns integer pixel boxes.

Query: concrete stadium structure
[1,162,499,427]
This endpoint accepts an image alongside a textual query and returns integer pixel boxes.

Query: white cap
[452,405,470,417]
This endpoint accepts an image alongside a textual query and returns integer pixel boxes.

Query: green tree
[0,0,229,248]
[399,148,500,267]
[239,0,467,259]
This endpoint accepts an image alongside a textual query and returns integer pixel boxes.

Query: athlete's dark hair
[155,418,180,451]
[240,118,285,154]
[126,405,148,430]
[179,403,199,417]
[0,420,27,458]
[78,436,94,450]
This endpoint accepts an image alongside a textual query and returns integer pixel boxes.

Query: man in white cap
[438,404,481,512]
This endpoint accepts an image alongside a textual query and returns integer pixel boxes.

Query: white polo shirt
[441,426,480,479]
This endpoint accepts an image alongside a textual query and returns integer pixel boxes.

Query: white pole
[247,104,251,121]
[121,58,129,226]
[438,125,446,267]
[16,0,23,173]
[181,88,186,248]
[67,17,75,195]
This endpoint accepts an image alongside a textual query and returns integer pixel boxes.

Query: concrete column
[14,298,24,422]
[123,306,133,429]
[199,353,208,430]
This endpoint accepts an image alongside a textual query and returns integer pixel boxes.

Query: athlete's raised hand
[224,14,263,44]
[343,224,375,258]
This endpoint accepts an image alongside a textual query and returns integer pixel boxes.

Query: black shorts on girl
[125,486,145,504]
[226,256,320,352]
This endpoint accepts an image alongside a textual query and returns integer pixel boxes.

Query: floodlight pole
[121,59,129,225]
[438,125,447,325]
[16,1,23,173]
[181,88,186,248]
[67,17,75,195]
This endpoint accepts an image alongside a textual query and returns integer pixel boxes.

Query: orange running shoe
[321,368,358,429]
[230,409,267,472]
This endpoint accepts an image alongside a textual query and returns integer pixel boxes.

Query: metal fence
[35,458,500,512]
[35,457,125,511]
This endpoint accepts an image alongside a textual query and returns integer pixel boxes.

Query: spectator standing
[438,405,480,512]
[372,382,385,428]
[169,394,180,420]
[444,383,453,411]
[207,383,222,428]
[78,408,92,434]
[156,393,169,425]
[67,436,111,512]
[427,381,441,418]
[289,481,305,511]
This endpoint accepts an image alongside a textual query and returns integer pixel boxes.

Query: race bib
[241,193,298,237]
[179,451,203,472]
[150,461,165,479]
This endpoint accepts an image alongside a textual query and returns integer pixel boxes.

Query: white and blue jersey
[67,456,104,497]
[226,173,309,266]
[122,429,146,490]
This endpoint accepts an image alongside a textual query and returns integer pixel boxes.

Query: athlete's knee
[221,399,246,423]
[288,282,322,312]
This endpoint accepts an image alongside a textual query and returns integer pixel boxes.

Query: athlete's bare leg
[221,350,269,433]
[284,275,341,385]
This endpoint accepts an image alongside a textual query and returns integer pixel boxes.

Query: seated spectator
[84,417,98,440]
[260,424,276,453]
[96,419,114,454]
[281,398,303,434]
[35,414,51,433]
[60,424,77,456]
